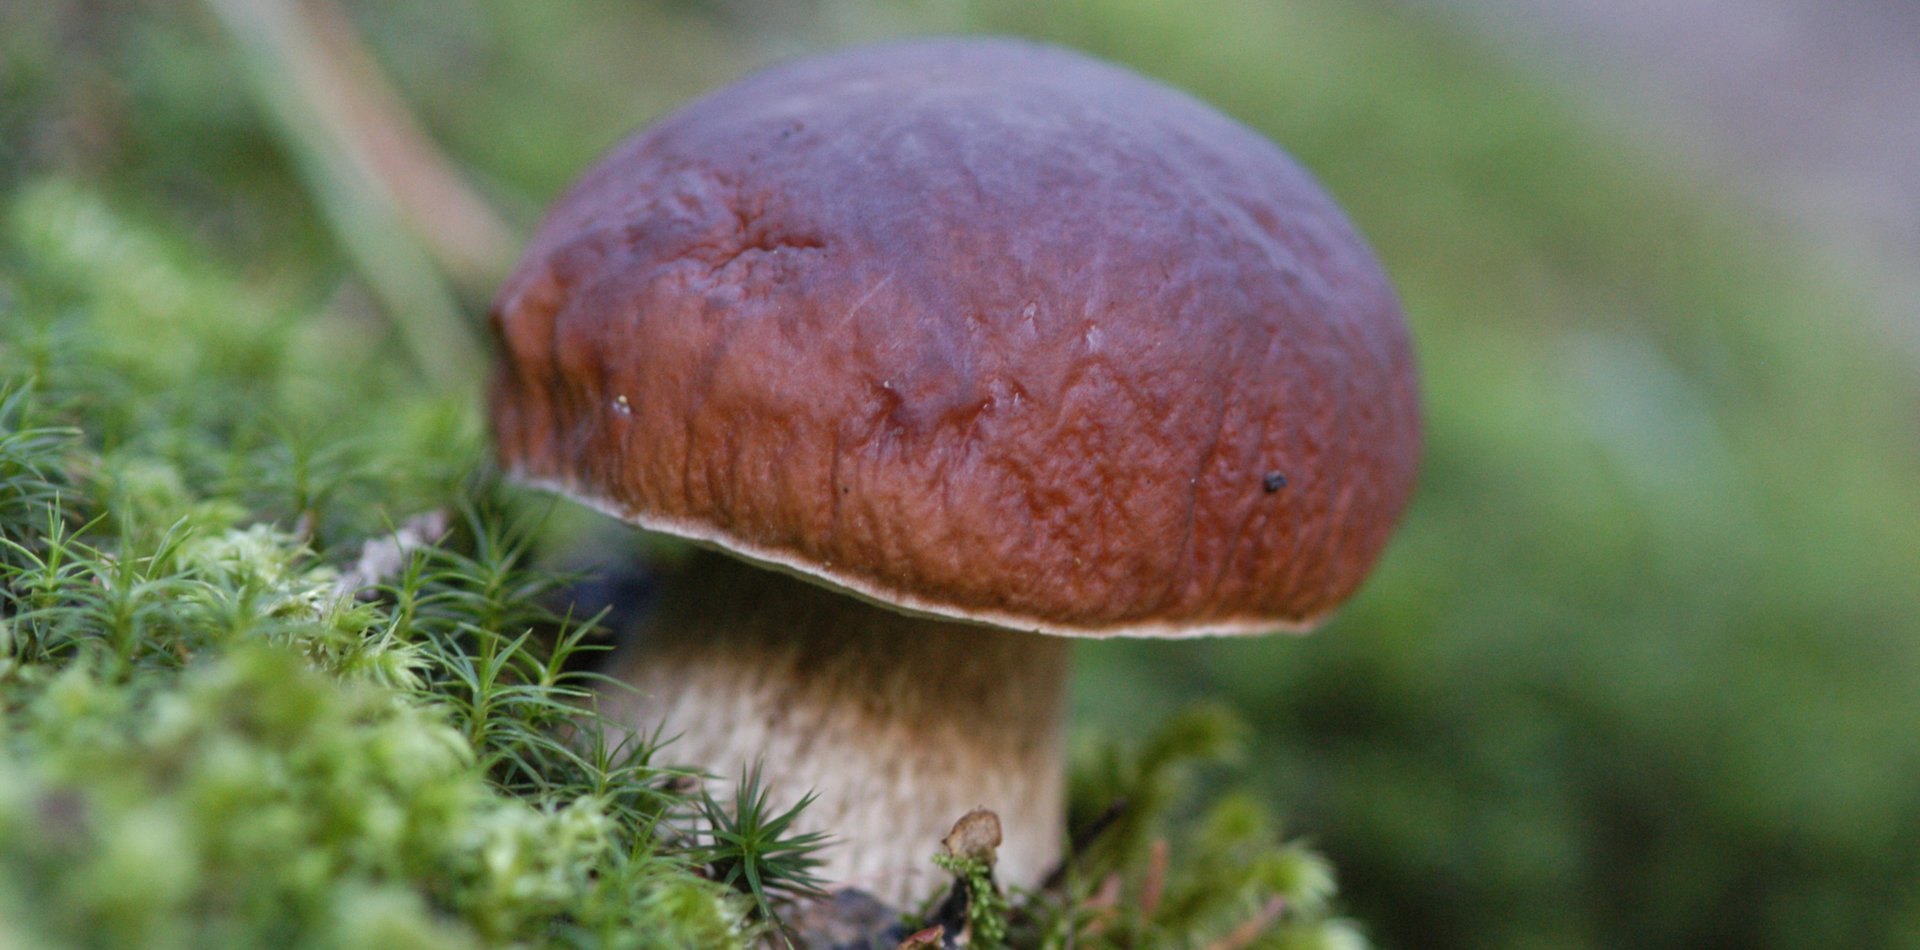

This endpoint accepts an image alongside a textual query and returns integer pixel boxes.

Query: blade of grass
[295,0,520,293]
[201,0,491,390]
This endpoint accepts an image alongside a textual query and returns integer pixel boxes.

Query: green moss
[0,185,754,948]
[983,709,1365,948]
[931,850,1010,948]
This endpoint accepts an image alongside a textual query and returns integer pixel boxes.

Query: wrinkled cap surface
[490,38,1421,637]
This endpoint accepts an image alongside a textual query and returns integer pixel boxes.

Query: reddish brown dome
[490,37,1421,637]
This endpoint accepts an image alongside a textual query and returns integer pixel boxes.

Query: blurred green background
[6,0,1919,947]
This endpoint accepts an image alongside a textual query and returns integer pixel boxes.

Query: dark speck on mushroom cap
[489,37,1422,638]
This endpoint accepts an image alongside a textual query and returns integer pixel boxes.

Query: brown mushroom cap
[490,38,1421,637]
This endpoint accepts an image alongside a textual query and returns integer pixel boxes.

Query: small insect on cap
[489,37,1421,638]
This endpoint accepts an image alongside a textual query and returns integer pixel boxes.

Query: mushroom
[489,38,1420,906]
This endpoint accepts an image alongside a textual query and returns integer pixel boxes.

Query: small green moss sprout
[695,764,832,926]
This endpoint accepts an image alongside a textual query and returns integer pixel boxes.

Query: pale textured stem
[602,551,1069,908]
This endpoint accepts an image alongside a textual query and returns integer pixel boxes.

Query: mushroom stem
[603,550,1070,908]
